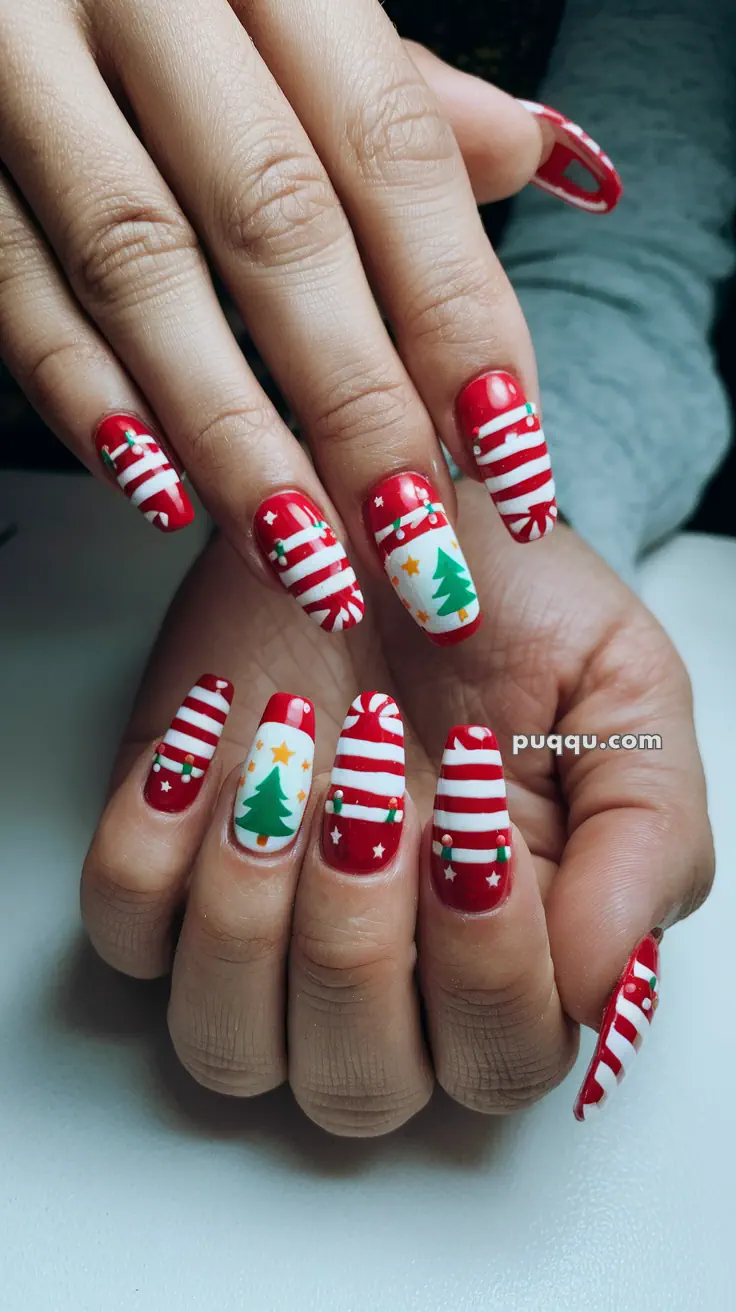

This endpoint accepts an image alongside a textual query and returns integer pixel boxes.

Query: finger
[81,674,234,977]
[420,724,575,1112]
[0,15,362,627]
[168,693,315,1096]
[289,693,433,1137]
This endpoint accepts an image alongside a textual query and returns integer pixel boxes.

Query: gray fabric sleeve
[498,0,736,582]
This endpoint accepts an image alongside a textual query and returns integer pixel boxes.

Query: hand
[80,479,705,1133]
[0,0,618,645]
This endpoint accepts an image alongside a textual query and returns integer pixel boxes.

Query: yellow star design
[451,540,458,550]
[247,761,256,773]
[272,740,295,766]
[256,739,264,751]
[391,576,399,586]
[417,610,429,625]
[301,759,311,771]
[297,789,306,803]
[401,556,420,577]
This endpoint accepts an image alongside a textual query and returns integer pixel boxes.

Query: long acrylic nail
[322,692,405,874]
[518,100,622,214]
[233,693,315,854]
[253,490,364,633]
[143,674,234,813]
[431,724,512,913]
[456,371,557,542]
[574,933,660,1121]
[364,472,482,646]
[95,414,194,532]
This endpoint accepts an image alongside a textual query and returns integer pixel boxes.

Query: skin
[81,480,714,1135]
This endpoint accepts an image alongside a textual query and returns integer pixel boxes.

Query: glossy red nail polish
[253,491,364,633]
[455,371,557,543]
[95,414,194,532]
[143,674,234,813]
[519,100,622,214]
[431,724,512,913]
[574,933,660,1121]
[364,472,482,646]
[323,692,405,874]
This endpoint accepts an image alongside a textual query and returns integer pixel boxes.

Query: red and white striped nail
[143,673,234,813]
[519,100,622,215]
[95,414,194,532]
[254,491,364,633]
[323,692,405,875]
[574,933,660,1122]
[364,472,482,645]
[455,371,557,543]
[431,724,512,913]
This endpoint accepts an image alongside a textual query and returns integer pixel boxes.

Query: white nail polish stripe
[633,960,658,985]
[336,737,405,763]
[163,728,217,759]
[129,467,180,507]
[436,777,506,798]
[475,431,544,464]
[433,809,510,832]
[532,177,610,213]
[154,753,205,779]
[592,1059,618,1098]
[483,454,552,495]
[188,686,231,715]
[615,995,651,1040]
[278,542,346,588]
[175,705,227,736]
[441,747,502,767]
[117,448,170,488]
[343,716,404,738]
[477,403,536,439]
[373,501,448,545]
[277,523,327,553]
[108,434,157,461]
[605,1025,639,1070]
[431,840,506,863]
[331,767,405,796]
[491,477,556,515]
[296,567,358,608]
[326,800,404,823]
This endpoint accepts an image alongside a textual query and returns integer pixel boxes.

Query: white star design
[263,510,277,525]
[486,872,500,887]
[374,495,384,507]
[444,865,456,881]
[416,486,430,502]
[160,780,171,793]
[373,843,385,859]
[330,826,341,845]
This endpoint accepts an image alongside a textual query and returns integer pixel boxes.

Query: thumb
[403,39,553,203]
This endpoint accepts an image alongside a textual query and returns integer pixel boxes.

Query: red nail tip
[94,414,194,532]
[322,692,405,874]
[143,673,234,814]
[455,372,557,543]
[431,724,512,913]
[574,933,660,1122]
[364,472,481,645]
[253,491,364,633]
[519,100,622,214]
[259,692,315,742]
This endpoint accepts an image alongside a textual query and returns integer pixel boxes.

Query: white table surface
[1,472,735,1312]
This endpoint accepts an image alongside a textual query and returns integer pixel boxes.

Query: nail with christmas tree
[144,674,234,813]
[254,490,364,633]
[455,371,557,543]
[574,931,661,1122]
[95,414,194,532]
[233,693,315,855]
[431,724,512,913]
[323,692,406,875]
[363,472,482,646]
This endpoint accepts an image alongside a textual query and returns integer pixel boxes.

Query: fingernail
[322,692,405,874]
[518,100,622,214]
[95,414,194,532]
[253,491,364,633]
[574,932,660,1122]
[143,674,234,813]
[455,371,557,542]
[363,472,482,646]
[233,693,315,854]
[431,724,512,913]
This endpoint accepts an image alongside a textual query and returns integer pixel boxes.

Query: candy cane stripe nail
[254,491,364,633]
[431,725,512,913]
[323,692,405,874]
[518,100,622,214]
[364,472,482,646]
[144,674,234,813]
[95,415,194,532]
[574,933,660,1121]
[456,372,557,543]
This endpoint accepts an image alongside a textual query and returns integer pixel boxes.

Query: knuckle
[24,336,110,414]
[170,1010,284,1098]
[297,1081,428,1138]
[218,140,341,268]
[312,366,414,449]
[184,401,276,506]
[80,854,176,978]
[402,255,503,350]
[67,196,199,308]
[191,913,284,971]
[347,71,456,183]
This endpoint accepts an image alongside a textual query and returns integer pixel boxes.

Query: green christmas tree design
[236,766,294,846]
[431,548,476,618]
